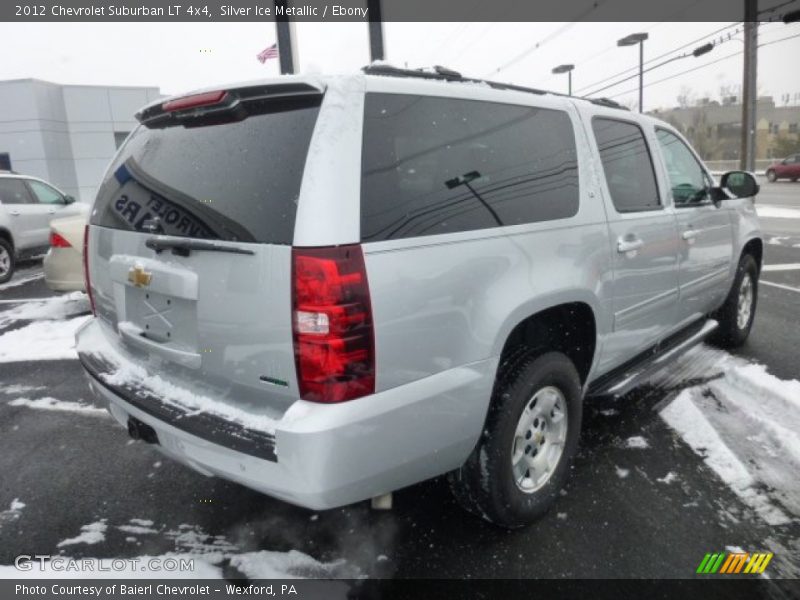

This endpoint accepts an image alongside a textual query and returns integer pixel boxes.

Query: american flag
[256,43,279,64]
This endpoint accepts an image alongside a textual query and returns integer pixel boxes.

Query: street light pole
[618,33,649,112]
[552,64,575,95]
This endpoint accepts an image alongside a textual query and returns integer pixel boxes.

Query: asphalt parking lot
[0,182,799,585]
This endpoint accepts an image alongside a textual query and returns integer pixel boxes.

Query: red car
[766,154,800,182]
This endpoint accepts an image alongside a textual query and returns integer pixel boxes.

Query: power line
[604,31,800,101]
[573,22,741,95]
[482,22,580,77]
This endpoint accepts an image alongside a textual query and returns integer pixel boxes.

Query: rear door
[589,116,680,370]
[88,85,323,416]
[0,177,40,250]
[654,128,733,322]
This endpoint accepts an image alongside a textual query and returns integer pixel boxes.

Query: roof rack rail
[361,64,629,111]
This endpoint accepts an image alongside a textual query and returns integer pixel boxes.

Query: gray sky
[1,21,799,109]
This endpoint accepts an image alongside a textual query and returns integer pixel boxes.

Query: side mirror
[63,195,76,205]
[720,171,759,199]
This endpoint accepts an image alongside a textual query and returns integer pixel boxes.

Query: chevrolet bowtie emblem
[127,264,152,288]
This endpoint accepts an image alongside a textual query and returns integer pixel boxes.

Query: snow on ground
[0,554,224,579]
[756,205,800,220]
[57,520,108,547]
[655,344,800,527]
[0,270,43,291]
[0,498,26,531]
[1,519,356,580]
[624,436,650,449]
[0,292,88,328]
[229,549,351,579]
[8,396,107,417]
[0,315,90,362]
[1,384,45,395]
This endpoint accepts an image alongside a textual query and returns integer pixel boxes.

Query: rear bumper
[77,318,496,510]
[43,248,85,292]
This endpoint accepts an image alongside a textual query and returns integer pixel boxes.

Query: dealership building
[0,79,162,202]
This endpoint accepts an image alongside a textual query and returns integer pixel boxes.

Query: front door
[654,128,733,323]
[25,180,78,248]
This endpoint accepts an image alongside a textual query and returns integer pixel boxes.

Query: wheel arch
[493,299,598,387]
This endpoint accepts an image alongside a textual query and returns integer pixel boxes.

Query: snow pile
[8,396,107,417]
[0,292,88,328]
[57,520,108,547]
[657,345,800,526]
[0,315,91,362]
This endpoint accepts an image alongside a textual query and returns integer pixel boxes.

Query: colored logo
[696,552,773,574]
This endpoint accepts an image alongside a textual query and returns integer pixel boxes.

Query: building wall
[651,97,800,162]
[0,79,161,202]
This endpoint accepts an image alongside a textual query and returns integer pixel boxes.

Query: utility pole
[740,0,758,171]
[274,0,299,74]
[367,0,385,62]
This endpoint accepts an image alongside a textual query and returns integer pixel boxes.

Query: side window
[656,129,711,206]
[361,94,580,241]
[28,180,64,204]
[592,118,660,213]
[0,178,34,205]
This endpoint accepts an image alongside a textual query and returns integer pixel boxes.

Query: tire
[0,238,14,284]
[766,170,777,183]
[710,254,758,348]
[449,351,582,528]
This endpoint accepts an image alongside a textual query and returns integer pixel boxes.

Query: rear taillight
[49,232,71,248]
[82,225,96,315]
[292,245,375,403]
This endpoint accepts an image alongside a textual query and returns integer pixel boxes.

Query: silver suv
[0,171,86,283]
[76,66,762,528]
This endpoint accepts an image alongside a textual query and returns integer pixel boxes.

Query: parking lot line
[762,263,800,272]
[760,280,800,294]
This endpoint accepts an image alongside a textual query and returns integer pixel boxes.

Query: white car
[43,214,88,292]
[0,171,88,283]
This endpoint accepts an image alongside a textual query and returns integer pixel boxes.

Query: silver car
[0,171,87,283]
[76,66,762,528]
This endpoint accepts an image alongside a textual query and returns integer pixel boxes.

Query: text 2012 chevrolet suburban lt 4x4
[76,66,762,528]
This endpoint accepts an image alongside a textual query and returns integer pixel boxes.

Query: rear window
[361,94,579,242]
[91,98,321,244]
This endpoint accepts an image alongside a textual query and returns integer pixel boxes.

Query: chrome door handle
[617,238,644,253]
[9,210,20,216]
[682,228,698,240]
[47,209,56,214]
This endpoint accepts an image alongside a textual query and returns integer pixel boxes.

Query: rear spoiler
[135,82,324,128]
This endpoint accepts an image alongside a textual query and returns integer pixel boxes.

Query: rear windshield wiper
[146,237,254,257]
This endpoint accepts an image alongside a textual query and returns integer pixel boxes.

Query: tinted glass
[91,99,321,244]
[361,94,579,242]
[592,118,660,212]
[656,129,711,205]
[28,180,64,204]
[0,178,33,204]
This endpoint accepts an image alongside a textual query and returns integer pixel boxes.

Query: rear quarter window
[360,94,580,242]
[91,98,321,244]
